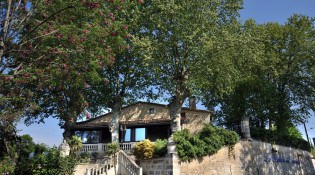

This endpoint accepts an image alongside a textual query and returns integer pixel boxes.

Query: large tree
[0,0,44,165]
[0,0,135,150]
[141,0,244,133]
[205,15,315,132]
[86,1,153,142]
[21,0,135,139]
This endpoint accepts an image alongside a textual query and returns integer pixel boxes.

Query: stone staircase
[74,150,142,175]
[74,156,116,175]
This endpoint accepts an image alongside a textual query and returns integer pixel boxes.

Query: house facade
[71,101,211,154]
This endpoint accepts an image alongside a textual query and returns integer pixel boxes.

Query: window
[135,128,146,141]
[80,131,99,144]
[124,129,131,142]
[123,128,146,142]
[149,108,155,114]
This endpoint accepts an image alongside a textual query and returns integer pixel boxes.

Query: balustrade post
[98,143,103,152]
[86,168,90,175]
[139,167,142,175]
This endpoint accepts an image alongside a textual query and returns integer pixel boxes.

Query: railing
[118,150,142,175]
[120,142,137,153]
[81,144,99,152]
[85,156,115,175]
[81,142,136,153]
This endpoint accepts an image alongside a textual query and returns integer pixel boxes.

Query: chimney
[189,96,196,110]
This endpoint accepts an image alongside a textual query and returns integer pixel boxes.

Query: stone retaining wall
[140,154,180,175]
[180,140,315,175]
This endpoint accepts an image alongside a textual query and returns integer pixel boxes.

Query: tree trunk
[169,96,184,134]
[167,94,189,154]
[109,101,122,142]
[62,119,75,140]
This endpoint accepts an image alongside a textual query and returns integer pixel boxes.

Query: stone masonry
[180,140,315,175]
[141,140,315,175]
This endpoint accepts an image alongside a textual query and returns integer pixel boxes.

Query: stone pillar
[167,137,181,175]
[59,140,70,157]
[167,137,176,154]
[241,116,251,139]
[171,153,181,175]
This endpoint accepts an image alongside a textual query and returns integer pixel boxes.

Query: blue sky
[17,0,315,147]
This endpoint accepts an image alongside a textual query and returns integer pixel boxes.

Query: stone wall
[140,154,180,175]
[180,140,315,175]
[180,109,211,134]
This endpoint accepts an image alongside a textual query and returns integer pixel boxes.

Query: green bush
[134,139,155,160]
[154,139,167,157]
[105,142,120,156]
[251,127,310,151]
[79,152,90,163]
[173,130,196,161]
[0,157,15,174]
[173,124,239,162]
[91,152,98,159]
[31,147,78,175]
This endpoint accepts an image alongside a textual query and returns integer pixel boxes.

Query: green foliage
[31,147,78,175]
[67,136,82,157]
[11,0,139,139]
[173,124,239,162]
[287,127,303,139]
[154,139,167,157]
[251,127,310,151]
[105,142,120,156]
[311,148,315,158]
[0,157,15,174]
[134,139,155,160]
[91,152,98,159]
[13,136,80,175]
[139,0,244,133]
[14,135,37,175]
[173,129,197,161]
[34,144,48,155]
[79,152,89,159]
[204,15,315,132]
[79,152,90,163]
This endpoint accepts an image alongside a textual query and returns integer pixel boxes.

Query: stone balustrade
[85,156,115,175]
[118,150,142,175]
[81,142,136,154]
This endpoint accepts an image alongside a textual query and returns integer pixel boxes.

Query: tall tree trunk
[167,90,189,154]
[169,96,185,134]
[109,100,122,142]
[168,79,190,133]
[63,118,75,140]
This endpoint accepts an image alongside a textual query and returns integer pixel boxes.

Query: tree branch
[20,5,74,42]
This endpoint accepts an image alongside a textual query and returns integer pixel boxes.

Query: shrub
[217,127,239,146]
[91,152,98,159]
[134,139,155,160]
[154,139,167,157]
[67,136,83,157]
[105,142,120,156]
[0,157,15,174]
[251,127,310,151]
[31,147,78,175]
[174,124,239,162]
[79,152,90,163]
[173,129,196,161]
